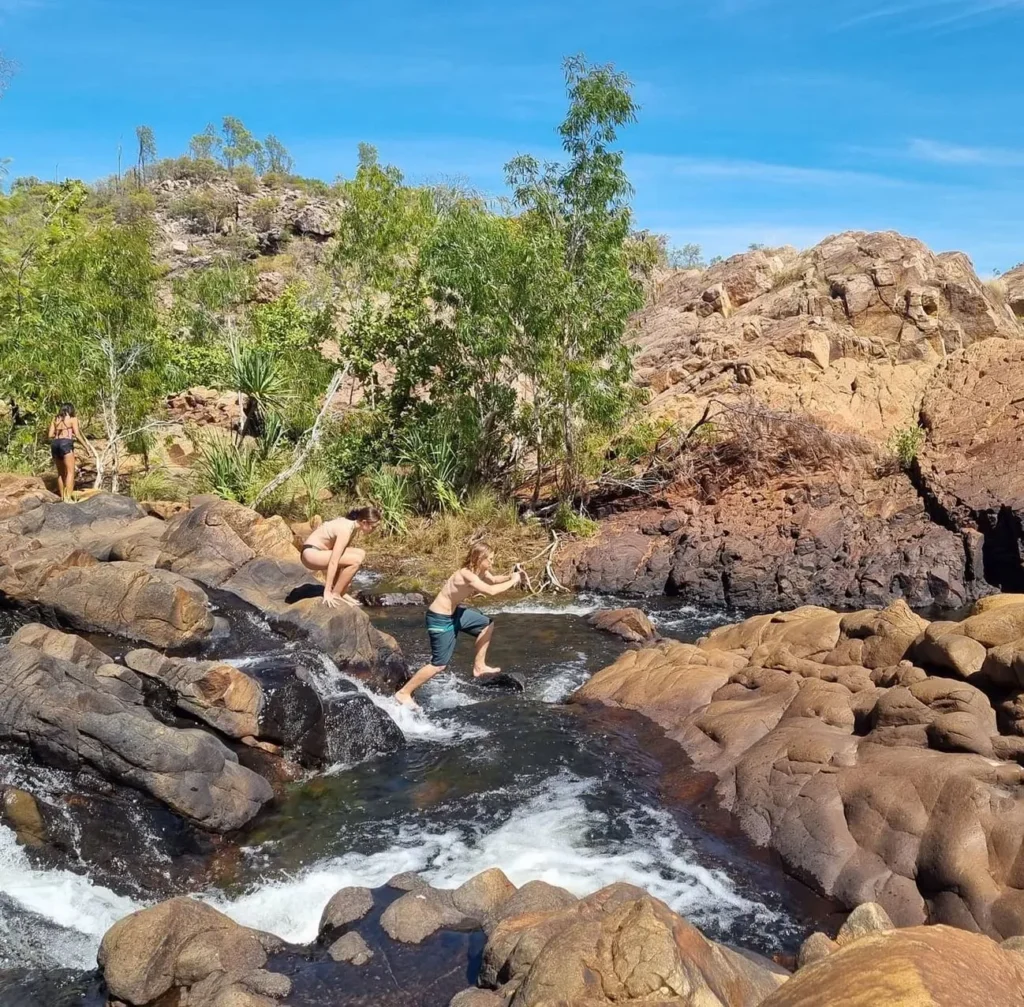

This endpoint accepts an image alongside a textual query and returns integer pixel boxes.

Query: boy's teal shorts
[425,606,491,667]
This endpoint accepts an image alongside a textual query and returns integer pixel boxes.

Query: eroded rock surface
[0,642,272,831]
[574,598,1024,937]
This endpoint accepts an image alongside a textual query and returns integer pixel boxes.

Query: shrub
[553,502,599,537]
[168,190,236,234]
[610,417,675,464]
[152,156,222,182]
[251,196,278,232]
[229,342,289,437]
[233,165,258,195]
[128,466,185,502]
[364,466,410,535]
[887,424,926,469]
[320,412,387,491]
[114,190,157,224]
[298,463,330,522]
[193,433,264,504]
[399,426,467,514]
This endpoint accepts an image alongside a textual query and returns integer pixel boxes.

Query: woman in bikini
[48,403,85,502]
[395,543,522,708]
[300,506,381,608]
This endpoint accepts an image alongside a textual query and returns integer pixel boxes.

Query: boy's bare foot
[473,665,502,678]
[395,691,420,709]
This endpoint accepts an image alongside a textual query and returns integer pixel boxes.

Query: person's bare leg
[65,454,76,500]
[55,460,65,502]
[472,624,501,677]
[330,547,365,605]
[395,664,446,707]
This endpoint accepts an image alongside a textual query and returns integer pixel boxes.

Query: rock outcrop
[0,641,272,831]
[98,897,289,1006]
[561,232,1024,607]
[573,597,1024,938]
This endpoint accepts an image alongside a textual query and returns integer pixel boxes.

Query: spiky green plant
[365,466,410,535]
[229,341,289,439]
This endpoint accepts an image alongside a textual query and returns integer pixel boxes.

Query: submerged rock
[587,607,657,643]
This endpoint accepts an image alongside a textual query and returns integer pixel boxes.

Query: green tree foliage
[264,135,294,174]
[504,54,650,494]
[221,116,265,173]
[135,125,157,182]
[189,122,222,162]
[0,180,165,487]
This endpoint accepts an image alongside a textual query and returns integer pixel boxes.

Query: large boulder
[222,557,405,682]
[0,474,56,518]
[0,643,272,831]
[573,599,1024,937]
[157,497,297,587]
[761,925,1024,1006]
[482,882,783,1006]
[98,897,289,1006]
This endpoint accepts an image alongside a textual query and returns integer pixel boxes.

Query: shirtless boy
[395,543,521,708]
[300,506,381,608]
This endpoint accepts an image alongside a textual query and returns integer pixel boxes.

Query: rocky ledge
[574,594,1024,938]
[70,869,1024,1006]
[0,478,406,866]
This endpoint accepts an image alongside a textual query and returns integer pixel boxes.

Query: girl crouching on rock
[300,506,381,608]
[395,543,521,708]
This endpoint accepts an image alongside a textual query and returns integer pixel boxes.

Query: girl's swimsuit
[425,606,491,667]
[51,423,74,460]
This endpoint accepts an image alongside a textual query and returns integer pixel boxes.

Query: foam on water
[533,652,591,704]
[0,825,140,969]
[310,654,488,744]
[200,773,774,945]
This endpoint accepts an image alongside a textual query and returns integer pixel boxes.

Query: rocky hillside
[561,231,1024,610]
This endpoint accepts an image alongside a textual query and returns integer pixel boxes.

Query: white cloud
[839,0,1024,30]
[627,153,909,189]
[907,138,1024,167]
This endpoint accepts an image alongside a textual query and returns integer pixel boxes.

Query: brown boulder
[913,622,988,681]
[328,931,374,965]
[486,883,783,1007]
[587,608,657,643]
[0,474,56,518]
[452,868,517,923]
[0,643,272,831]
[124,649,263,739]
[380,886,475,944]
[760,925,1024,1007]
[98,897,288,1006]
[318,886,374,939]
[1,786,46,846]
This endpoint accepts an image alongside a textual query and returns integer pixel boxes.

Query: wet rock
[222,557,406,684]
[357,590,427,607]
[98,897,288,1006]
[318,886,374,939]
[0,786,46,845]
[387,871,429,892]
[380,887,475,944]
[327,931,374,965]
[760,925,1024,1007]
[125,649,263,739]
[0,643,272,831]
[587,608,657,643]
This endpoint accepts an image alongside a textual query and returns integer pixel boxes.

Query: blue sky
[1,0,1022,272]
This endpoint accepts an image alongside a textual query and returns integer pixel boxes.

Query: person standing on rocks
[395,543,521,708]
[300,506,381,608]
[47,403,86,502]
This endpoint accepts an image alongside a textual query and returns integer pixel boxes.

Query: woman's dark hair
[347,506,382,525]
[58,403,75,418]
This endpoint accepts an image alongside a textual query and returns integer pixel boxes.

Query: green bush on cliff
[888,424,925,469]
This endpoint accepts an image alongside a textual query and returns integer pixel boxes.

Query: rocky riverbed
[6,477,1024,1005]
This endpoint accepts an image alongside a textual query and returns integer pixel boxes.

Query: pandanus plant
[228,340,288,440]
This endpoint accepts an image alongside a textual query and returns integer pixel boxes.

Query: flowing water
[0,594,839,1001]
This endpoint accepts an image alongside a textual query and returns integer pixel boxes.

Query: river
[0,592,839,1005]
